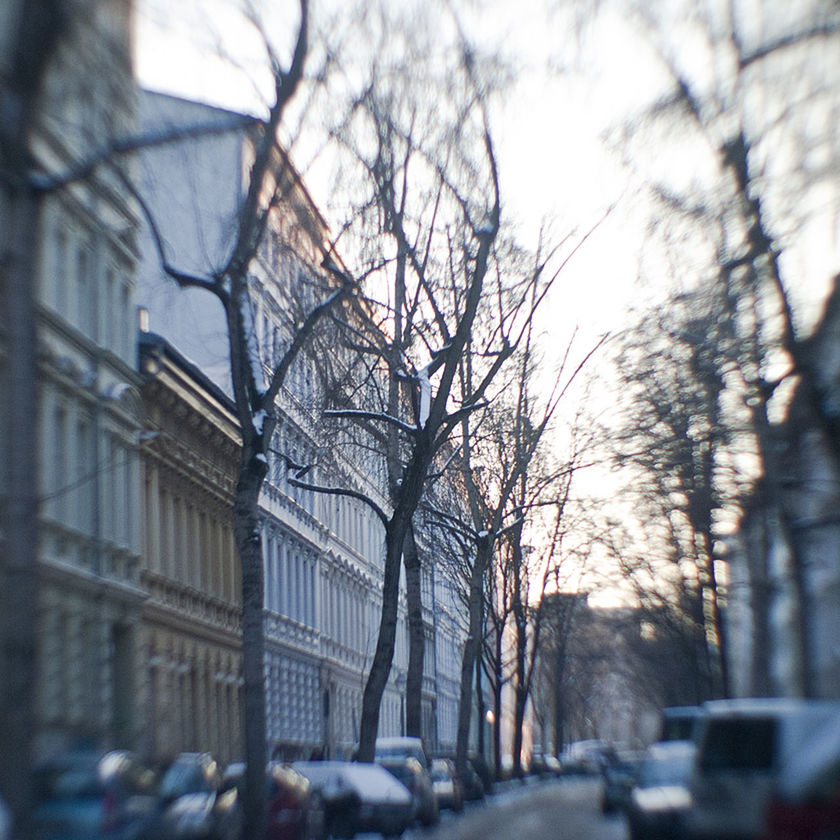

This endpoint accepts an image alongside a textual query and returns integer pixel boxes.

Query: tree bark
[0,174,42,840]
[455,537,491,778]
[403,520,425,738]
[232,448,269,840]
[357,516,406,761]
[475,652,484,757]
[1,4,66,837]
[358,427,434,760]
[512,589,527,776]
[491,669,502,779]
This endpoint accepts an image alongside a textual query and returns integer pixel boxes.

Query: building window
[54,228,68,313]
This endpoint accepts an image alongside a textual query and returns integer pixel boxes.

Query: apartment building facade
[138,332,243,764]
[135,90,457,759]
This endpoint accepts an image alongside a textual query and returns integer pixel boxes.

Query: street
[403,777,627,840]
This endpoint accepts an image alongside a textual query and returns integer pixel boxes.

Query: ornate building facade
[138,332,243,764]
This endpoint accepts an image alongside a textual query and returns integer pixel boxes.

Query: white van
[684,698,840,840]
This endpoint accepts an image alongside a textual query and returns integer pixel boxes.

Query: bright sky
[135,0,671,341]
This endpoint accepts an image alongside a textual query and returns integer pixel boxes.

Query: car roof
[701,698,840,717]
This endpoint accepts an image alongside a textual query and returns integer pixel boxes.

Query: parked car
[763,713,840,840]
[374,737,429,771]
[223,761,324,840]
[33,749,159,840]
[156,752,241,840]
[294,761,412,838]
[660,706,704,742]
[684,698,840,840]
[429,759,464,812]
[559,740,611,776]
[0,795,10,840]
[601,751,642,814]
[290,762,360,840]
[625,741,695,840]
[377,757,438,827]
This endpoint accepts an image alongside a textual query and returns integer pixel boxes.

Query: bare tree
[0,5,69,834]
[437,297,604,778]
[607,289,732,698]
[606,0,840,695]
[124,3,366,835]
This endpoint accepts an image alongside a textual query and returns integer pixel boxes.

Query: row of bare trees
[596,0,840,705]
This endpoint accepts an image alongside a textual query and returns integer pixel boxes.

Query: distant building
[532,593,661,751]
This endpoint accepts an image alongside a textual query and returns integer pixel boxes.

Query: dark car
[156,752,241,840]
[601,752,642,814]
[429,759,464,812]
[626,741,695,840]
[377,757,438,827]
[33,750,159,840]
[223,762,324,840]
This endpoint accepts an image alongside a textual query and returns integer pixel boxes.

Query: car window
[701,718,777,772]
[161,763,211,797]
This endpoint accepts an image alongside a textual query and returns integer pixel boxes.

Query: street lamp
[485,708,495,778]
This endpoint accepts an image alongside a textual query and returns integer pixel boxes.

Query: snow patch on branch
[324,408,419,435]
[253,409,267,435]
[418,360,434,428]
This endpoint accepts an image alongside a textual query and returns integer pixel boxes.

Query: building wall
[19,0,147,759]
[139,336,243,764]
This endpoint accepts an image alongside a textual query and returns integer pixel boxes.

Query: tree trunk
[0,177,42,840]
[403,520,425,738]
[455,538,491,778]
[233,453,268,840]
[512,614,527,775]
[357,517,405,761]
[475,653,484,756]
[491,675,502,779]
[512,620,528,776]
[750,401,816,696]
[747,503,774,696]
[358,434,432,762]
[1,5,66,835]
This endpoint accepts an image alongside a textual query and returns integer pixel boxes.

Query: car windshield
[160,763,212,797]
[641,753,694,787]
[700,718,777,772]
